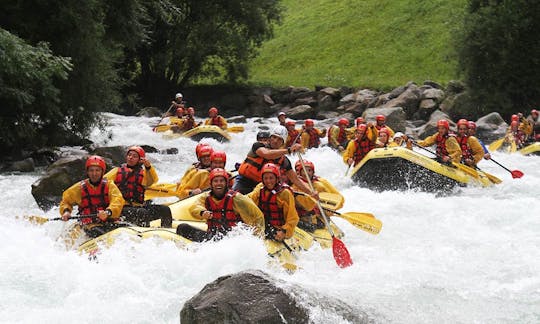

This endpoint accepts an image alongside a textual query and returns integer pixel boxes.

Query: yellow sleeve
[366,125,378,143]
[204,118,211,125]
[247,183,263,206]
[416,133,437,147]
[103,167,119,183]
[188,192,210,221]
[233,193,265,235]
[342,140,356,164]
[277,190,299,239]
[301,132,309,149]
[220,116,228,130]
[445,137,462,163]
[176,170,210,199]
[294,193,317,211]
[106,181,125,219]
[328,126,340,147]
[143,166,159,187]
[468,136,485,164]
[385,126,395,138]
[59,181,83,215]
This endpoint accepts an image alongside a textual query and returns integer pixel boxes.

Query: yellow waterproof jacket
[204,116,228,130]
[465,136,485,165]
[328,125,346,148]
[169,117,184,127]
[189,190,265,236]
[301,128,325,149]
[342,126,378,165]
[248,183,299,239]
[416,133,462,163]
[176,169,210,199]
[104,165,158,206]
[59,179,124,219]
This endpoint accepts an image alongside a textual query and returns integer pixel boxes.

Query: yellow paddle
[488,137,505,151]
[322,209,382,235]
[226,125,245,133]
[24,214,99,225]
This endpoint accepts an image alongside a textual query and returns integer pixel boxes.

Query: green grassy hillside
[248,0,466,89]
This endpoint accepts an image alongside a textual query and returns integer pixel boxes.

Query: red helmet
[532,109,539,116]
[187,107,195,115]
[127,146,145,159]
[195,143,210,156]
[295,160,314,173]
[378,127,389,135]
[467,121,477,129]
[355,117,365,126]
[305,119,314,127]
[356,124,367,133]
[210,150,226,164]
[511,114,519,122]
[197,145,213,158]
[209,168,229,182]
[376,114,386,122]
[261,163,280,178]
[457,119,468,127]
[86,155,106,171]
[285,120,296,127]
[176,107,184,116]
[338,118,349,126]
[437,119,449,129]
[209,107,218,115]
[511,120,519,127]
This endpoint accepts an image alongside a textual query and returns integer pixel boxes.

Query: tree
[457,0,540,118]
[0,28,72,155]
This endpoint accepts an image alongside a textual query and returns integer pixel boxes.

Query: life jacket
[238,147,285,182]
[286,129,300,147]
[205,190,241,233]
[209,116,223,127]
[183,116,196,130]
[306,128,320,148]
[114,164,145,205]
[457,135,472,162]
[328,126,347,147]
[258,183,290,228]
[352,137,374,165]
[79,179,110,224]
[435,133,454,158]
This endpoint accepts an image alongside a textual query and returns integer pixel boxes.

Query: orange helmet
[376,114,386,122]
[295,160,314,173]
[187,107,195,115]
[86,155,106,171]
[467,121,477,129]
[209,168,229,182]
[176,107,184,116]
[305,119,314,127]
[197,145,213,159]
[338,118,349,126]
[285,120,296,127]
[378,127,389,135]
[210,150,226,164]
[511,114,519,122]
[127,146,145,159]
[262,163,280,178]
[209,107,218,115]
[356,124,367,133]
[437,119,449,129]
[457,119,468,127]
[355,117,365,126]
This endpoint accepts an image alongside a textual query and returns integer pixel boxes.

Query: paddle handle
[490,158,512,173]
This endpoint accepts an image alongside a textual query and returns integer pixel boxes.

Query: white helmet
[175,93,183,99]
[393,132,404,139]
[270,125,288,143]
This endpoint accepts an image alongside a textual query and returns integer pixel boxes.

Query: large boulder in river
[180,270,369,324]
[475,112,507,142]
[363,107,407,132]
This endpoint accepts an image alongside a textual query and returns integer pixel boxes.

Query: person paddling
[176,168,264,242]
[59,155,124,238]
[204,107,228,130]
[467,121,491,160]
[455,119,484,167]
[327,118,350,152]
[343,123,378,167]
[415,119,462,164]
[300,119,326,150]
[104,146,172,227]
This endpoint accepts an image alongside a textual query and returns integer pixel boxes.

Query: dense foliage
[0,0,281,156]
[457,0,540,117]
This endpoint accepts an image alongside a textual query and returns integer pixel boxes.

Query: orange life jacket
[114,164,145,205]
[209,116,223,127]
[79,179,110,224]
[457,135,472,162]
[238,150,285,183]
[286,129,300,147]
[205,190,241,232]
[352,138,374,165]
[306,128,321,148]
[258,183,290,228]
[328,125,347,146]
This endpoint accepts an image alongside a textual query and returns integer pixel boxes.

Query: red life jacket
[79,179,110,224]
[327,126,347,147]
[286,129,300,147]
[209,116,223,127]
[352,138,374,165]
[183,116,196,130]
[258,183,290,227]
[114,164,145,205]
[457,135,472,162]
[435,133,453,158]
[306,128,321,148]
[205,190,241,232]
[238,147,285,182]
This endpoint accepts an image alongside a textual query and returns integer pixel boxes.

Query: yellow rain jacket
[204,116,228,130]
[416,133,462,163]
[248,183,299,239]
[59,179,124,219]
[176,169,210,199]
[104,165,159,207]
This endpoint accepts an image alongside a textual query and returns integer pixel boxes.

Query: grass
[247,0,467,89]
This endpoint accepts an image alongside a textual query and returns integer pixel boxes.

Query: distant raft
[347,146,500,192]
[160,125,232,142]
[518,142,540,156]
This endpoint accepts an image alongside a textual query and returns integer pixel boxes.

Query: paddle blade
[332,237,353,268]
[511,170,524,178]
[23,215,51,224]
[335,212,382,235]
[488,138,505,151]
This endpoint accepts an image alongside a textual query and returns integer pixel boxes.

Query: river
[1,113,538,323]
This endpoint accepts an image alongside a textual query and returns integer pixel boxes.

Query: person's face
[126,151,140,167]
[379,133,388,143]
[200,155,211,167]
[209,111,217,118]
[467,127,476,136]
[87,166,103,183]
[377,120,384,126]
[355,129,365,139]
[262,173,278,189]
[438,126,448,135]
[269,135,284,149]
[211,177,227,197]
[457,125,468,136]
[176,97,182,103]
[393,137,403,145]
[278,115,286,123]
[211,160,225,169]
